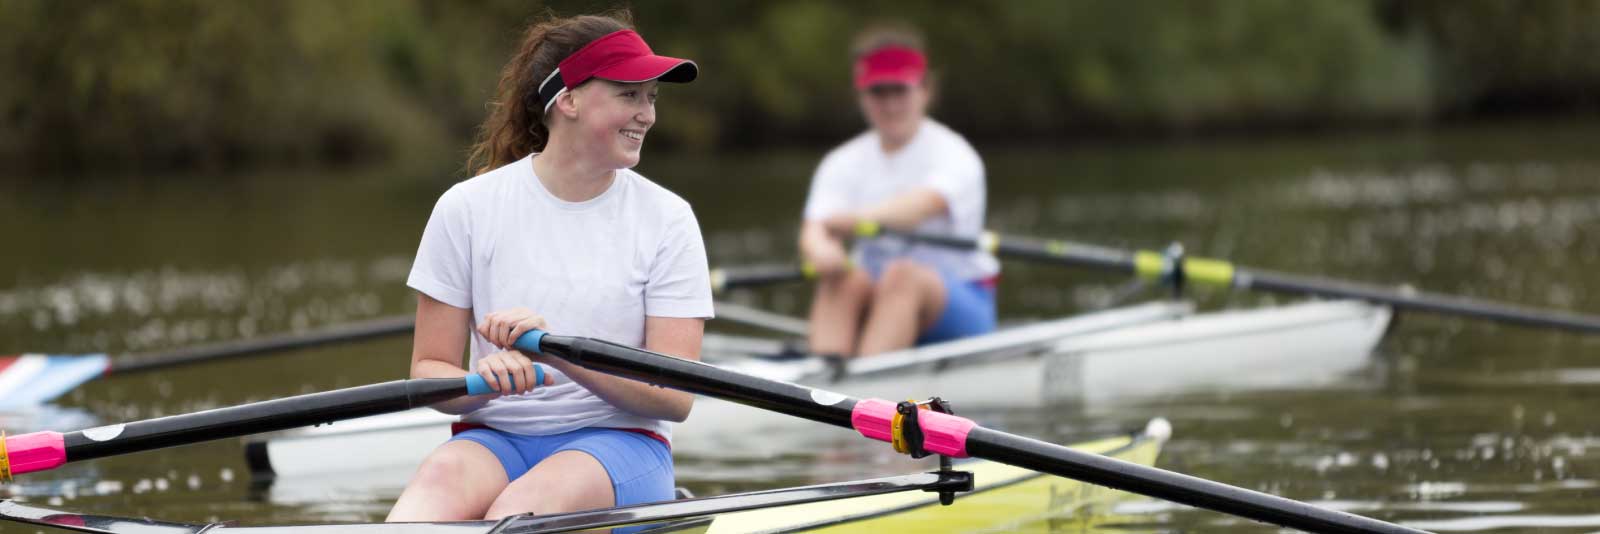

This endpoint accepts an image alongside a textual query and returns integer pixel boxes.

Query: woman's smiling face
[568,79,658,169]
[858,81,928,147]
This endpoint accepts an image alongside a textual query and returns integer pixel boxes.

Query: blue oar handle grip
[513,330,547,354]
[464,365,545,396]
[464,329,548,396]
[465,374,494,395]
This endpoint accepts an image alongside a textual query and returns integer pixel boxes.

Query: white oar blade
[0,354,112,408]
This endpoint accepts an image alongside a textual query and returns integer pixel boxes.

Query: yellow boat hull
[704,427,1164,533]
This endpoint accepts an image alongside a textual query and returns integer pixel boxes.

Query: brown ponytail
[466,11,634,176]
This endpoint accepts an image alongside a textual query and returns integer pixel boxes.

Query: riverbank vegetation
[2,0,1596,172]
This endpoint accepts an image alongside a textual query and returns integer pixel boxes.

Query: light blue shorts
[450,426,674,508]
[916,273,998,345]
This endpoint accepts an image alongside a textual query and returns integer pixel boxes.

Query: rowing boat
[245,297,1389,479]
[0,325,1429,533]
[678,298,1390,448]
[2,419,1169,533]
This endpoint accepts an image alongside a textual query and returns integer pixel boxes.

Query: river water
[4,120,1600,532]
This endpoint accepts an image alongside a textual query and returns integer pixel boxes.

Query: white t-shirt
[407,154,714,440]
[803,119,1000,282]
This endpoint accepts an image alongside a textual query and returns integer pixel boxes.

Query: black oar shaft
[711,264,811,293]
[869,225,1600,334]
[555,336,857,425]
[108,315,416,375]
[105,297,809,376]
[1240,268,1600,333]
[529,334,1425,534]
[873,226,1136,273]
[63,378,468,462]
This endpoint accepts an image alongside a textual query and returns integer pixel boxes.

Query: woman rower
[388,12,712,521]
[798,24,1000,358]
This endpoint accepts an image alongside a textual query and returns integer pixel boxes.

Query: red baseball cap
[854,46,926,90]
[538,29,698,112]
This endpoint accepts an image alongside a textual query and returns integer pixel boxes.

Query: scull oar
[106,315,418,375]
[712,301,809,337]
[3,295,805,407]
[509,330,1424,534]
[0,371,521,479]
[710,263,818,293]
[0,315,416,408]
[854,222,1600,334]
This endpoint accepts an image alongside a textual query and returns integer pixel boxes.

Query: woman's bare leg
[387,440,509,521]
[857,260,946,356]
[483,450,615,519]
[808,268,874,357]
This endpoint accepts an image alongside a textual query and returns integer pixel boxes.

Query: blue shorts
[916,273,998,345]
[450,426,674,508]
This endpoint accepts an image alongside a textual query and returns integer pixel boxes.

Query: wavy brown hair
[851,22,925,59]
[465,11,633,176]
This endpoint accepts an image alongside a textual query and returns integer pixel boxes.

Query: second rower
[798,24,1000,358]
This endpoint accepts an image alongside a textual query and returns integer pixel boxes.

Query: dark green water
[5,120,1600,532]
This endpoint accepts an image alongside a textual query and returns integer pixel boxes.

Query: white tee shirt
[803,119,1000,282]
[407,154,714,440]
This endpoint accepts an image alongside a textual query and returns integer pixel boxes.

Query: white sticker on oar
[810,389,847,406]
[81,424,126,442]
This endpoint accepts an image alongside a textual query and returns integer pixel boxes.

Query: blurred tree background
[1,0,1596,174]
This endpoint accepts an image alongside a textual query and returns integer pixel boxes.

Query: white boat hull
[248,300,1388,479]
[673,299,1390,452]
[1058,299,1391,403]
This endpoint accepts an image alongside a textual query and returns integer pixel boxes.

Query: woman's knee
[389,441,506,521]
[485,450,614,519]
[877,260,936,294]
[820,266,874,295]
[414,443,501,488]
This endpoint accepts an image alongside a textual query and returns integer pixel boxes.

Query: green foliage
[0,0,1594,171]
[924,0,1434,135]
[1386,0,1600,110]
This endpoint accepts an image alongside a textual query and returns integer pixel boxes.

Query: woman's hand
[805,237,851,277]
[800,219,853,278]
[477,308,548,350]
[473,308,554,395]
[475,349,552,395]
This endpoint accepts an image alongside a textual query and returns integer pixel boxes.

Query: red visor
[854,46,926,90]
[538,30,697,111]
